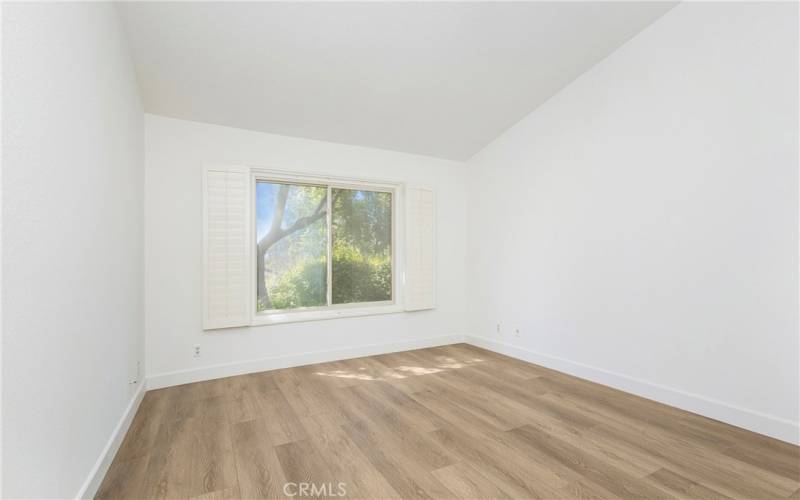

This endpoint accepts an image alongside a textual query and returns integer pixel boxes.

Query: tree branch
[257,191,327,253]
[277,195,326,240]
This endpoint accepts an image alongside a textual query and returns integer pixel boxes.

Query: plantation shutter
[203,166,251,329]
[404,186,436,311]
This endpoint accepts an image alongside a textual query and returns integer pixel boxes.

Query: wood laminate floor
[97,344,800,499]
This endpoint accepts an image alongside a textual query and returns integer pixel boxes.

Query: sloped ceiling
[119,1,676,160]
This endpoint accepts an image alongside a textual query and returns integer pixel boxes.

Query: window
[255,178,394,315]
[202,165,434,330]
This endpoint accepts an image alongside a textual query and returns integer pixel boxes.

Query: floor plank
[97,344,800,499]
[299,413,400,499]
[430,462,513,500]
[274,439,335,495]
[646,468,731,500]
[507,424,673,499]
[342,418,455,499]
[231,418,287,499]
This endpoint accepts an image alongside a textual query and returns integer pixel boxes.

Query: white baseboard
[75,381,147,499]
[147,334,466,390]
[465,335,799,445]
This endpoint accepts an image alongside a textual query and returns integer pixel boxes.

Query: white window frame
[249,167,404,326]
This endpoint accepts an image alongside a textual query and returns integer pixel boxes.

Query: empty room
[2,1,798,499]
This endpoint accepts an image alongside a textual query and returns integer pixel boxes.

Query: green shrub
[332,243,391,304]
[268,244,391,309]
[270,258,326,309]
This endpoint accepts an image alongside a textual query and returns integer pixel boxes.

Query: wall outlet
[514,328,520,337]
[496,323,501,335]
[194,345,201,358]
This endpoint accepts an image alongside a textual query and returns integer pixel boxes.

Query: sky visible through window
[255,181,278,241]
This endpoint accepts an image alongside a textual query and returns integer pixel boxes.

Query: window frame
[249,167,404,326]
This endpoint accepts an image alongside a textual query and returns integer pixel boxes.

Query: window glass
[331,188,392,304]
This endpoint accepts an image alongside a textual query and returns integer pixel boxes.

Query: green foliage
[266,243,391,310]
[332,189,392,256]
[269,257,326,310]
[331,243,391,304]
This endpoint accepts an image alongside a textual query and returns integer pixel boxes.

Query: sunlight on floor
[313,355,485,381]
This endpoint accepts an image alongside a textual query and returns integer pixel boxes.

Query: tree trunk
[256,248,271,310]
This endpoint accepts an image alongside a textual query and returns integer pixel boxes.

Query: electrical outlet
[496,323,501,335]
[194,345,201,358]
[514,328,520,337]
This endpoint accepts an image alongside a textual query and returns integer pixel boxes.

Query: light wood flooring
[97,344,800,499]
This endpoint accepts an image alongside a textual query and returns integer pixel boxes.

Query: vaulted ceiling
[118,2,676,160]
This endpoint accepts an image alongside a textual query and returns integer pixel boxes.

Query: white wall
[144,115,468,385]
[466,2,799,443]
[2,3,144,498]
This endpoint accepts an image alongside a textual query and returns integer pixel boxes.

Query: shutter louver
[203,166,251,329]
[405,186,436,311]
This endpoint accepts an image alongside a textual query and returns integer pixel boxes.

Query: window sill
[251,303,404,326]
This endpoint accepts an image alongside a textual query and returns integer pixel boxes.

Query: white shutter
[405,186,436,311]
[203,166,251,329]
